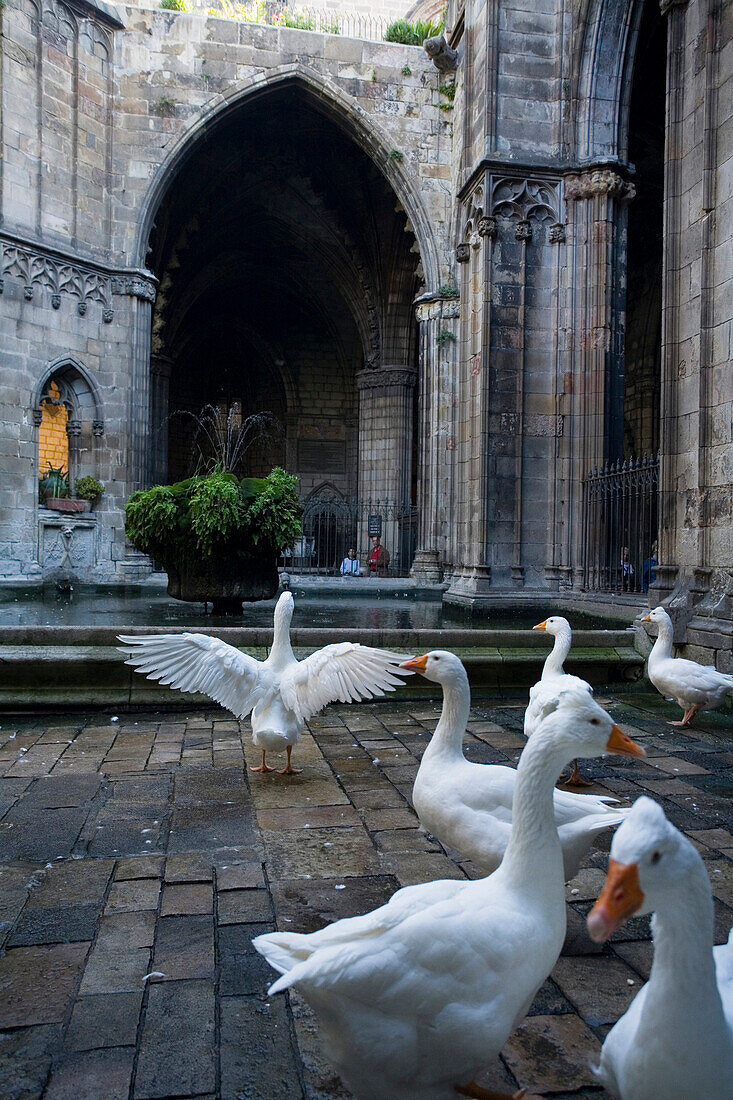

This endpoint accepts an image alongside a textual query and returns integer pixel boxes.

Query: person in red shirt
[369,536,390,577]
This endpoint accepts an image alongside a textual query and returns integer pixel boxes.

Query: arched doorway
[144,81,424,569]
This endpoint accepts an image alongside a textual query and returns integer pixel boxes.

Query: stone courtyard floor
[0,690,731,1100]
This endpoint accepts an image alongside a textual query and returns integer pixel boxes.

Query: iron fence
[282,487,418,576]
[582,454,659,594]
[175,0,391,40]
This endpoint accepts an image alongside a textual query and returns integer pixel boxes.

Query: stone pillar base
[649,564,677,607]
[118,549,154,583]
[544,565,562,592]
[445,565,492,602]
[511,565,525,589]
[411,548,442,584]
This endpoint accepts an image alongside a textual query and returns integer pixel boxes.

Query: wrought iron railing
[172,0,392,40]
[282,487,418,577]
[582,454,659,594]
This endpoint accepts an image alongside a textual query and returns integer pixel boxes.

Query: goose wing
[279,643,411,721]
[118,633,267,719]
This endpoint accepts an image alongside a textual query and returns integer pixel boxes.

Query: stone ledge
[0,642,645,710]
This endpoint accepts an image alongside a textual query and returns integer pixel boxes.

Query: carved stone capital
[478,216,497,239]
[32,408,43,428]
[114,276,157,303]
[515,219,532,242]
[414,294,460,323]
[564,169,636,203]
[66,419,82,437]
[659,0,688,13]
[92,420,105,437]
[356,366,418,391]
[549,222,566,243]
[456,243,470,263]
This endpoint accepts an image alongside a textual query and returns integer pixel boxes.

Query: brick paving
[0,691,730,1099]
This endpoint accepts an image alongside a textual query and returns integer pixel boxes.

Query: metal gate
[282,485,417,577]
[582,455,659,593]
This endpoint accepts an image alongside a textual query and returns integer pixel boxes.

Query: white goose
[119,591,411,774]
[525,616,594,786]
[404,651,631,881]
[253,691,645,1100]
[642,606,733,727]
[587,796,733,1099]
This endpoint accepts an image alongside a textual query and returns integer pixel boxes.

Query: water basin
[0,585,622,631]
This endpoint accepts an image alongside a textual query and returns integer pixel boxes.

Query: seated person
[339,547,361,576]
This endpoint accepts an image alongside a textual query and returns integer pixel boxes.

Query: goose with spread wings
[119,592,412,775]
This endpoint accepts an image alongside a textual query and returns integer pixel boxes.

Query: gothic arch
[134,66,441,291]
[32,355,104,433]
[573,0,646,163]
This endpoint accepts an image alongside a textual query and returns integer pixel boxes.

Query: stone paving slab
[0,693,730,1097]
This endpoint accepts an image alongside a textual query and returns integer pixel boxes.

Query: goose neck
[270,613,295,664]
[646,868,717,999]
[501,724,567,886]
[424,673,471,759]
[649,616,673,662]
[542,629,571,679]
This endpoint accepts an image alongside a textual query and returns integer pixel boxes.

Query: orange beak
[606,724,646,758]
[587,859,644,942]
[533,620,547,631]
[641,613,651,622]
[400,654,428,672]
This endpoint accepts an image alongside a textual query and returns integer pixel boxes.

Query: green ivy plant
[160,0,189,10]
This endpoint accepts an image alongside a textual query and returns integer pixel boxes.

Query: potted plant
[125,466,301,612]
[75,476,105,509]
[39,464,90,513]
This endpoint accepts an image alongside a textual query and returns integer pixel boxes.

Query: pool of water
[0,587,621,631]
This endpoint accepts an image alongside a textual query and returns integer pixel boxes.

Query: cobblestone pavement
[0,690,731,1100]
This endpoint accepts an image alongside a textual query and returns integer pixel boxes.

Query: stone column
[121,275,157,493]
[445,213,495,600]
[411,292,460,584]
[563,167,635,589]
[118,275,157,582]
[356,365,416,566]
[150,354,173,486]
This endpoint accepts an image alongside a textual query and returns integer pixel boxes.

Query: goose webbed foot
[278,746,302,775]
[250,750,275,773]
[557,759,593,788]
[668,705,700,727]
[455,1084,543,1099]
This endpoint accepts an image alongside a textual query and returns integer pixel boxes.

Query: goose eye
[651,850,662,865]
[590,718,600,726]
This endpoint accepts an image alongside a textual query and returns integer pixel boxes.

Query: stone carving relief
[41,520,95,574]
[0,240,115,320]
[356,367,417,390]
[42,0,76,44]
[457,176,565,256]
[564,168,636,203]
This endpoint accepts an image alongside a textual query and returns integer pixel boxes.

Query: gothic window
[33,359,104,499]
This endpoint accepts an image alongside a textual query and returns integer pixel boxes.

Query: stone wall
[0,0,451,582]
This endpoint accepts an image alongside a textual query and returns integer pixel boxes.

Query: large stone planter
[165,551,279,613]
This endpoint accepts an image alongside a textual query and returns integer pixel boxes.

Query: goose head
[399,650,468,688]
[640,605,671,628]
[537,689,646,765]
[533,615,572,637]
[587,797,697,942]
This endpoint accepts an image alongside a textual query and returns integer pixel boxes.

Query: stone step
[0,637,645,710]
